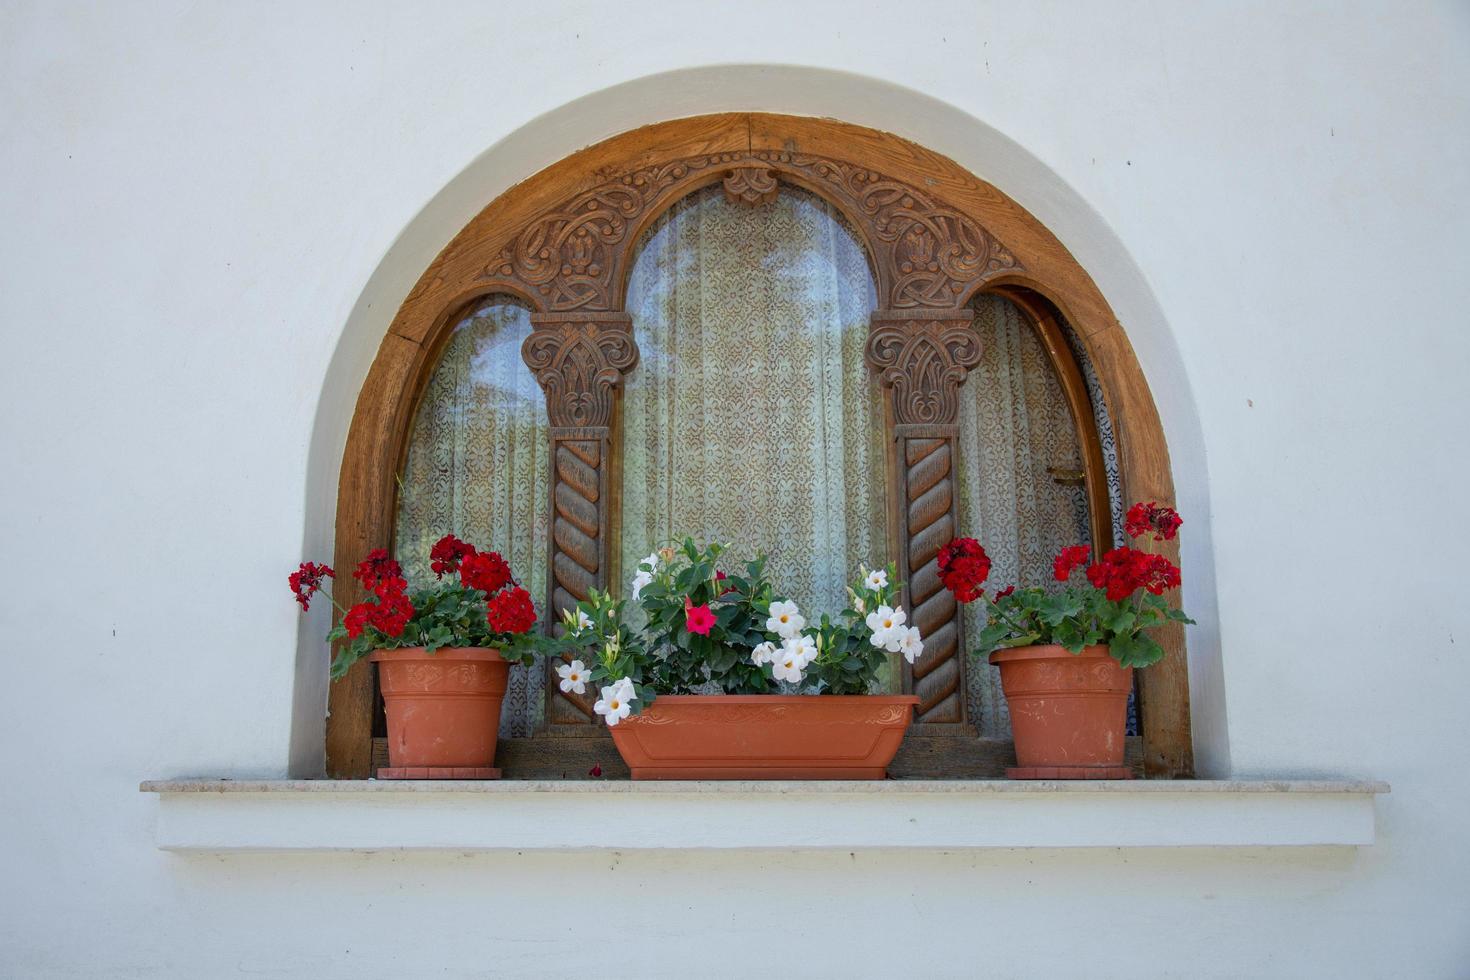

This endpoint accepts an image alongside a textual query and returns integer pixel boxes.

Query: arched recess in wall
[327,113,1192,779]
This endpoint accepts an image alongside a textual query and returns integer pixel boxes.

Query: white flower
[865,569,888,591]
[766,600,806,638]
[631,569,653,600]
[897,626,924,664]
[573,610,592,633]
[594,678,636,726]
[751,641,778,666]
[639,551,660,572]
[783,634,818,666]
[771,651,806,683]
[866,604,909,653]
[864,604,906,635]
[557,659,589,694]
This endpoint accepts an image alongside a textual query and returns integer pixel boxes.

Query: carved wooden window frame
[328,114,1193,779]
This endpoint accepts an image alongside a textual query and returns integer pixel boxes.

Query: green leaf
[1054,619,1086,653]
[1109,632,1165,668]
[974,621,1013,654]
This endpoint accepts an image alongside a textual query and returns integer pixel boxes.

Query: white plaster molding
[142,779,1386,852]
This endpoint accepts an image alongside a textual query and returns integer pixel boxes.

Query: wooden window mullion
[522,312,639,725]
[866,309,983,726]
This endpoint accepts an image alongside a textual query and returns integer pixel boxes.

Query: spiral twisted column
[523,312,639,724]
[866,309,983,725]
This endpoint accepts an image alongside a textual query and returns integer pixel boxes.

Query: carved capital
[865,310,982,426]
[721,166,778,206]
[523,313,639,427]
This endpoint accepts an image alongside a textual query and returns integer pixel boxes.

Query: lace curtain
[395,298,550,736]
[621,185,888,621]
[957,295,1093,736]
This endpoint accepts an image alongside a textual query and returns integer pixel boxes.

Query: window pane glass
[622,186,887,624]
[956,295,1092,736]
[395,297,549,735]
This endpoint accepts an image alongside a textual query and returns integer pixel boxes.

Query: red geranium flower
[1052,545,1091,582]
[429,534,476,578]
[353,549,403,592]
[342,601,373,639]
[289,562,334,611]
[487,586,536,635]
[994,585,1016,600]
[1136,552,1182,595]
[938,538,991,604]
[684,597,717,636]
[1086,548,1136,601]
[368,591,415,638]
[1125,502,1183,542]
[372,575,409,600]
[341,583,414,639]
[1085,547,1181,602]
[460,550,512,594]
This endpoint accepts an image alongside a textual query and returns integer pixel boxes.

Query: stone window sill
[140,778,1387,852]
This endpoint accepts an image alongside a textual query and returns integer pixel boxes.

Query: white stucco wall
[2,1,1467,977]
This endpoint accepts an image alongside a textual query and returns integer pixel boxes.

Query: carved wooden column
[522,312,639,724]
[866,309,983,725]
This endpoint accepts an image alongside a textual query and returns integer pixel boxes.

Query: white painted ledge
[140,779,1386,852]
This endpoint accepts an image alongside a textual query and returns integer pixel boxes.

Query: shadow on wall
[293,64,1227,779]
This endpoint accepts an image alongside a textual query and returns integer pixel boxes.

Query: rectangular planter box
[607,694,919,779]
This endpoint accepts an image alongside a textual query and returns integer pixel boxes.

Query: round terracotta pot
[607,694,918,780]
[989,644,1133,778]
[369,647,509,771]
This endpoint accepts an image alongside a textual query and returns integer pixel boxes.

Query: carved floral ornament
[521,313,639,428]
[721,165,779,206]
[481,150,1023,312]
[865,312,985,426]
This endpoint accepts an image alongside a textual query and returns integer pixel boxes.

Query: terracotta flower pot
[607,694,919,780]
[989,644,1134,779]
[369,647,509,779]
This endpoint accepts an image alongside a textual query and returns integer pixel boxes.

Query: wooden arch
[327,113,1193,778]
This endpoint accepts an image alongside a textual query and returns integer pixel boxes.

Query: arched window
[330,115,1191,780]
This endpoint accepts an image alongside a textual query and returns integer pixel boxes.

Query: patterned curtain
[394,298,550,736]
[621,185,888,623]
[956,295,1094,736]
